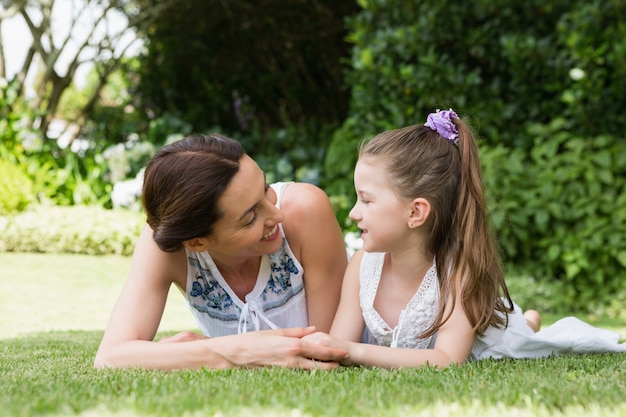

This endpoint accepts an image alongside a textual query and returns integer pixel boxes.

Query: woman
[94,134,348,370]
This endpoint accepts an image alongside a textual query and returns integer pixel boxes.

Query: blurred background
[1,0,625,320]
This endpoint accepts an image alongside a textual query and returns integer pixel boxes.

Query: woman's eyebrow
[237,172,266,222]
[238,203,258,222]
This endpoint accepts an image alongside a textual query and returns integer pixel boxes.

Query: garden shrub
[0,160,35,215]
[0,205,144,256]
[483,119,626,311]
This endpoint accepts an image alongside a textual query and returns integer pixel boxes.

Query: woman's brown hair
[142,134,245,252]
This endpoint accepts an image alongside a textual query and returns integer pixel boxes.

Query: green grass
[0,252,197,339]
[1,252,625,417]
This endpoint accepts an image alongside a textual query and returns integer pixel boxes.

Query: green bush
[483,119,626,311]
[0,160,35,215]
[324,0,626,210]
[0,205,144,256]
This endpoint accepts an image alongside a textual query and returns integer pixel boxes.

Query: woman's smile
[261,225,279,241]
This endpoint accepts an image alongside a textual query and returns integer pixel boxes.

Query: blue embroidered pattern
[264,251,300,299]
[188,257,239,321]
[187,239,304,320]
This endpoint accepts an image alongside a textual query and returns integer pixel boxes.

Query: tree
[136,0,359,135]
[0,0,182,144]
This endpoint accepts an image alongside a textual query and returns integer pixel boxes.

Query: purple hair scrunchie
[424,108,459,144]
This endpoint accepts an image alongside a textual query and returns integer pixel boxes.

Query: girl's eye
[265,183,270,192]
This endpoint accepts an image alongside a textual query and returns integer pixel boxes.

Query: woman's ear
[182,237,211,252]
[408,198,431,228]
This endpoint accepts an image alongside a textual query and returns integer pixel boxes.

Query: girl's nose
[348,204,360,222]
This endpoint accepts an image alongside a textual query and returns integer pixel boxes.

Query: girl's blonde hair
[359,116,513,336]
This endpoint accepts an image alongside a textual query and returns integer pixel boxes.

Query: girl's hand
[302,331,353,366]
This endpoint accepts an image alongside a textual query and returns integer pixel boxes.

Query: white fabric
[474,309,626,359]
[182,182,309,337]
[360,252,438,349]
[358,251,626,359]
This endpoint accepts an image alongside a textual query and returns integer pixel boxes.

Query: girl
[304,109,626,368]
[95,134,349,370]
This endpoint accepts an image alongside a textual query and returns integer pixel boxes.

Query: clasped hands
[158,326,350,370]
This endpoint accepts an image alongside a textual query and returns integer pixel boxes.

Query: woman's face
[204,155,285,258]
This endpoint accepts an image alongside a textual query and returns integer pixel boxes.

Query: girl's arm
[94,224,349,370]
[281,183,347,333]
[330,250,366,342]
[343,288,476,368]
[307,266,476,369]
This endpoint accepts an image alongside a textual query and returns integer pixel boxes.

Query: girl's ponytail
[453,118,513,334]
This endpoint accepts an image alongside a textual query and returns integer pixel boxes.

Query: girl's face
[205,155,285,258]
[349,156,413,253]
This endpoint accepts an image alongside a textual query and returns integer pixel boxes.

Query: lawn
[0,252,196,339]
[1,252,625,417]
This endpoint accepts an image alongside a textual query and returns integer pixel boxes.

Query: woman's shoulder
[133,223,188,289]
[278,182,341,253]
[279,182,332,214]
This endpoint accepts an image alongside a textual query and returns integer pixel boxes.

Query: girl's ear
[408,198,431,228]
[182,237,211,252]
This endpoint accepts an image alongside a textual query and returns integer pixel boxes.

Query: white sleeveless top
[360,252,439,349]
[182,182,308,337]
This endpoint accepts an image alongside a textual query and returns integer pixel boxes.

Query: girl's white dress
[359,252,626,359]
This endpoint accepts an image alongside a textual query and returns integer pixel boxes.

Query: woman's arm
[94,224,349,370]
[96,325,349,370]
[281,183,347,333]
[94,224,186,367]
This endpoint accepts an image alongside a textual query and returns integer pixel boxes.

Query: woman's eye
[246,208,258,226]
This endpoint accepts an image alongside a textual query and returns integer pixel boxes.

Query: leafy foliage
[135,0,358,136]
[0,160,34,214]
[482,120,626,310]
[1,75,115,207]
[0,205,144,256]
[324,0,626,195]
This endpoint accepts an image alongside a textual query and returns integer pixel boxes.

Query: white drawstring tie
[238,298,279,334]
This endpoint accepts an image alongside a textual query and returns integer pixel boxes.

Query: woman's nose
[269,204,285,224]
